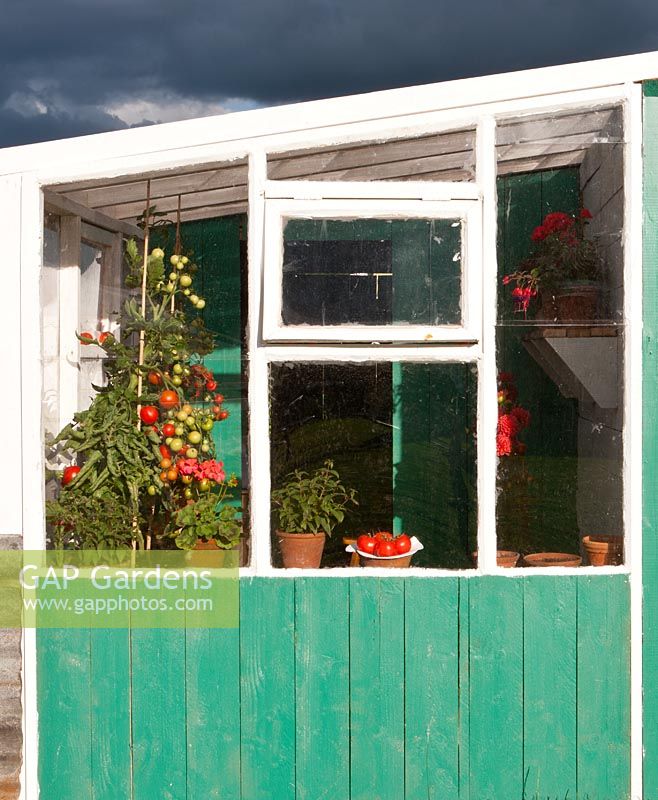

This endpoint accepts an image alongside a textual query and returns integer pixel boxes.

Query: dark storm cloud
[1,0,658,146]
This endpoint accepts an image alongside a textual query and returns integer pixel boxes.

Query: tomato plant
[139,405,159,425]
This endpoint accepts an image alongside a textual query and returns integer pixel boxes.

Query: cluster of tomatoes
[356,531,412,557]
[155,251,206,311]
[140,395,223,455]
[78,331,114,346]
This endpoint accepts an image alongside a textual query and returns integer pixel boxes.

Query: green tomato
[184,488,193,499]
[196,299,206,310]
[199,479,211,492]
[174,426,185,436]
[169,272,177,281]
[189,294,199,305]
[172,375,182,387]
[186,447,198,459]
[151,248,164,259]
[180,274,192,287]
[188,430,202,445]
[185,416,196,428]
[169,437,184,452]
[147,485,157,496]
[165,437,173,445]
[201,443,210,453]
[164,282,175,292]
[173,363,183,375]
[181,256,189,265]
[170,255,180,266]
[176,410,188,421]
[201,419,213,432]
[183,289,191,296]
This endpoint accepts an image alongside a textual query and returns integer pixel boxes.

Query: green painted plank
[90,629,132,800]
[240,578,295,800]
[295,578,350,800]
[404,578,460,800]
[186,628,241,799]
[468,577,524,800]
[37,629,93,800]
[523,576,577,798]
[458,579,470,800]
[644,88,658,800]
[350,578,405,800]
[578,575,631,800]
[131,629,187,800]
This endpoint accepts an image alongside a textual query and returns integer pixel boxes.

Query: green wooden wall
[643,81,658,800]
[37,575,630,799]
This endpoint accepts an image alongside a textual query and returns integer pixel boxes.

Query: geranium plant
[496,373,530,457]
[502,209,599,315]
[46,225,240,550]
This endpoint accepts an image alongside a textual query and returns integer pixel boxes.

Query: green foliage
[46,493,139,549]
[271,460,358,536]
[169,495,242,550]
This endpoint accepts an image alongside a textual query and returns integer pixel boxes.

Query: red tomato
[374,530,393,542]
[205,380,218,391]
[62,465,81,486]
[79,331,94,345]
[356,535,377,555]
[139,405,159,425]
[148,371,162,386]
[218,410,229,420]
[159,444,171,460]
[376,540,397,558]
[213,394,225,404]
[159,390,179,410]
[162,423,175,437]
[394,534,412,555]
[98,332,113,345]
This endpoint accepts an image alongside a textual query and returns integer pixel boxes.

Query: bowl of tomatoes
[347,531,423,568]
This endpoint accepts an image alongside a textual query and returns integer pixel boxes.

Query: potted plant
[503,209,602,321]
[46,220,237,553]
[582,534,623,566]
[271,460,358,568]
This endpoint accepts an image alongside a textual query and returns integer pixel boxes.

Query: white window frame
[262,194,482,343]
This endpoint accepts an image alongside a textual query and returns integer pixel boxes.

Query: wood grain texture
[186,628,241,799]
[37,629,92,800]
[644,85,658,800]
[467,577,524,800]
[577,575,631,800]
[404,578,460,800]
[350,578,405,800]
[130,629,187,800]
[523,576,577,798]
[295,578,350,800]
[89,629,132,800]
[240,578,296,800]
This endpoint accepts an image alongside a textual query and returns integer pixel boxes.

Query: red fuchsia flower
[531,225,547,241]
[542,211,574,233]
[502,274,512,285]
[580,208,593,219]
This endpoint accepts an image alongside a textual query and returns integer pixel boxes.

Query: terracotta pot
[535,281,601,323]
[472,550,520,568]
[359,553,412,568]
[190,540,242,568]
[523,552,582,568]
[277,530,326,568]
[582,535,623,566]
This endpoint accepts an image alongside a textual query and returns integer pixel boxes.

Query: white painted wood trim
[624,82,644,800]
[476,116,499,572]
[58,215,81,433]
[10,90,627,194]
[261,345,481,362]
[246,150,271,571]
[240,564,630,578]
[0,175,24,536]
[264,179,480,201]
[261,197,482,343]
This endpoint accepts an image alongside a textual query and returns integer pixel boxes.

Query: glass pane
[281,218,462,326]
[269,361,477,569]
[495,107,624,567]
[268,128,476,182]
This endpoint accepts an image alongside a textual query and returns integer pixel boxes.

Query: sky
[2,0,658,149]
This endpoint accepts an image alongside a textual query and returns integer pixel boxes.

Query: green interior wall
[37,574,630,800]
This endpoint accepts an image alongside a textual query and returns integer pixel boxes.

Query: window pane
[495,108,624,567]
[269,361,477,569]
[281,218,462,326]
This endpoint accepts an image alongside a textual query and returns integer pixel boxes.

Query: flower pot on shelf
[582,535,623,566]
[359,553,413,569]
[277,530,326,568]
[472,550,521,568]
[523,552,582,568]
